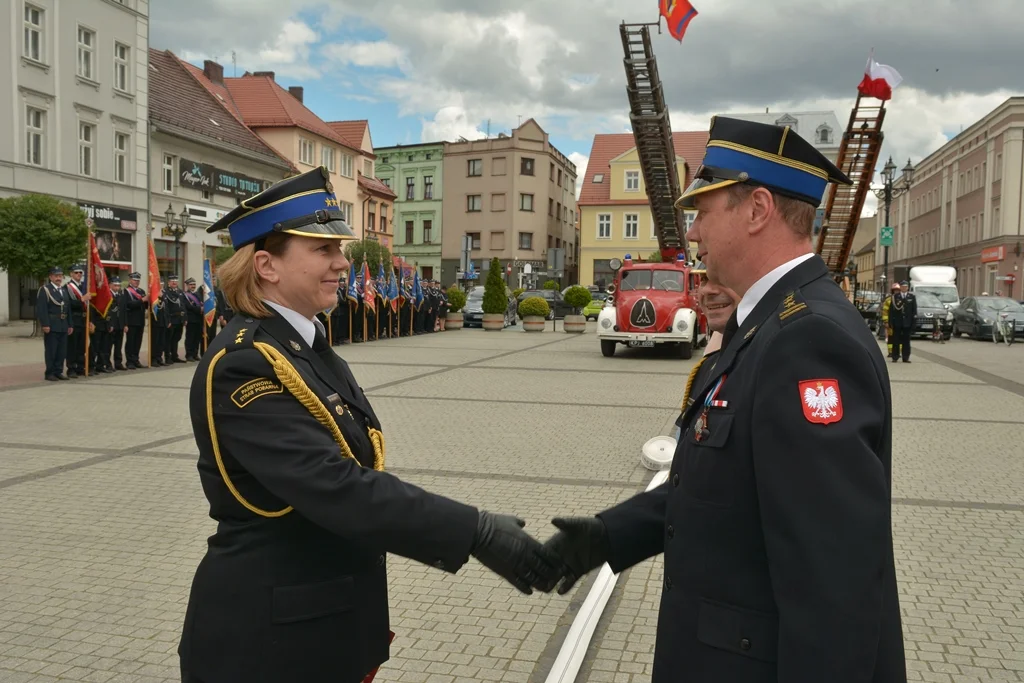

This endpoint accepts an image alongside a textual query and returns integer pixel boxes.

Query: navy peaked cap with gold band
[206,166,356,249]
[676,116,852,209]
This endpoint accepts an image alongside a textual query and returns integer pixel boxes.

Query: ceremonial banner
[88,232,114,317]
[660,0,698,41]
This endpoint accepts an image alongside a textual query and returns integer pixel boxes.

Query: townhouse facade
[0,0,150,322]
[440,119,577,289]
[375,142,444,280]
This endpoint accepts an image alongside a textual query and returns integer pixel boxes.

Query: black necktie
[721,310,739,349]
[312,328,331,354]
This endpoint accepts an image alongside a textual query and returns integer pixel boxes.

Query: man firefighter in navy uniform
[122,272,147,369]
[183,277,204,360]
[36,266,70,381]
[88,282,114,374]
[107,277,127,370]
[163,274,187,363]
[65,264,91,377]
[888,280,917,362]
[541,117,906,683]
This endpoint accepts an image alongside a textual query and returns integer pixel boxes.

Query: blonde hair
[216,232,290,318]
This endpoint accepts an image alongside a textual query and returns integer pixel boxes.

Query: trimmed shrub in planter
[563,285,592,334]
[445,285,466,330]
[519,296,550,332]
[512,287,525,299]
[482,257,507,331]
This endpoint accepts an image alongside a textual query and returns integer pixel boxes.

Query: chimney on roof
[203,60,224,84]
[253,71,275,81]
[288,86,304,103]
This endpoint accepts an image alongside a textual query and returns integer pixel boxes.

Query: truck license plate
[628,340,655,348]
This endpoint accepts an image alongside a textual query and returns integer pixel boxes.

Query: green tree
[482,257,507,314]
[563,285,592,314]
[0,194,89,282]
[446,285,467,313]
[646,251,663,262]
[344,240,393,270]
[543,279,559,290]
[214,246,235,266]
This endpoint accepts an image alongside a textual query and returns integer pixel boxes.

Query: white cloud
[420,106,488,143]
[179,18,321,81]
[322,41,405,69]
[568,152,588,199]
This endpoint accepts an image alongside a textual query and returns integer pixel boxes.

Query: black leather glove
[471,511,564,595]
[542,516,610,595]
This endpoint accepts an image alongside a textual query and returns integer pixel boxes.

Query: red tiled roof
[223,75,362,154]
[577,132,709,205]
[359,174,397,200]
[149,50,292,169]
[326,120,370,153]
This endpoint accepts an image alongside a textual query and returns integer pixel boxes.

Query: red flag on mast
[147,237,162,307]
[660,0,698,42]
[88,232,114,317]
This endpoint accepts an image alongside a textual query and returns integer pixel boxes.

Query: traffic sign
[879,226,894,247]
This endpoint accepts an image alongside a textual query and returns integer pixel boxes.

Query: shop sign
[78,202,138,231]
[981,246,1006,263]
[180,158,216,190]
[215,170,264,199]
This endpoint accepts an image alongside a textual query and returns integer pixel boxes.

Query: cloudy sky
[152,0,1023,214]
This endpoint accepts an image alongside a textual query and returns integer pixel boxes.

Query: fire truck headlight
[601,318,612,330]
[676,319,688,332]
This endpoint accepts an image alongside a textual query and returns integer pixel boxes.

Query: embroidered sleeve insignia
[231,377,284,408]
[799,379,843,424]
[779,290,809,324]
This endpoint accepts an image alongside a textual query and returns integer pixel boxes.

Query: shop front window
[154,238,185,280]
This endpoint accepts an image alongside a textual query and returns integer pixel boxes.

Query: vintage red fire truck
[597,253,708,358]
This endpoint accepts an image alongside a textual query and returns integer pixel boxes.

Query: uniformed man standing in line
[36,266,70,381]
[888,280,916,362]
[332,280,348,345]
[540,117,906,683]
[163,274,187,363]
[183,278,204,361]
[106,277,127,370]
[214,275,233,334]
[88,290,113,374]
[122,272,147,369]
[65,264,92,377]
[151,280,167,366]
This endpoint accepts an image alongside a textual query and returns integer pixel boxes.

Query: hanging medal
[694,374,728,443]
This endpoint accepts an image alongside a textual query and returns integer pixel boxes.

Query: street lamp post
[163,203,189,278]
[872,157,915,293]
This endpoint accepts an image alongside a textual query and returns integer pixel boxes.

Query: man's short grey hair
[725,185,817,238]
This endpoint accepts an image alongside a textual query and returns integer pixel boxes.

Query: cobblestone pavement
[0,327,1022,682]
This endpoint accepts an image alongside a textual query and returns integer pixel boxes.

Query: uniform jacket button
[739,638,751,651]
[672,473,680,487]
[666,525,674,539]
[433,559,445,570]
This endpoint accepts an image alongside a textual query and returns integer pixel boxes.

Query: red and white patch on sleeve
[798,378,843,424]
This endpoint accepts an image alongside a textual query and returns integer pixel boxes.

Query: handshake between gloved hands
[470,511,611,595]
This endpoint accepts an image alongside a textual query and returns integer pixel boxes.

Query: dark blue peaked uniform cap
[676,116,852,209]
[206,166,356,249]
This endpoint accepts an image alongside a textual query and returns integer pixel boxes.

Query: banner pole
[84,231,92,377]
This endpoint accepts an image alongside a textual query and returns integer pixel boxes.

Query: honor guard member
[163,275,187,363]
[107,277,127,370]
[151,281,167,365]
[888,280,916,362]
[541,117,906,683]
[122,272,148,369]
[180,166,562,683]
[88,285,114,373]
[65,264,91,377]
[183,277,204,360]
[36,266,70,381]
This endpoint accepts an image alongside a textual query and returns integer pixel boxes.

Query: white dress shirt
[735,253,816,325]
[263,300,325,347]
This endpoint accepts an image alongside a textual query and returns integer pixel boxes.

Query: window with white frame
[299,138,315,165]
[624,213,639,239]
[77,26,94,79]
[340,153,354,177]
[162,154,174,192]
[625,170,640,192]
[78,122,95,176]
[321,146,335,173]
[25,107,45,166]
[24,4,44,62]
[340,201,354,224]
[114,42,130,92]
[597,213,612,239]
[363,159,373,177]
[114,131,129,183]
[467,195,482,212]
[519,193,534,211]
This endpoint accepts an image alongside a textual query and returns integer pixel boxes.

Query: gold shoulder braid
[681,355,709,411]
[205,343,386,519]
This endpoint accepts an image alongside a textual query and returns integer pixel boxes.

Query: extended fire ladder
[620,23,688,260]
[815,95,886,277]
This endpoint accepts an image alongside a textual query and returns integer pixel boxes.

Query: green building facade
[374,142,443,280]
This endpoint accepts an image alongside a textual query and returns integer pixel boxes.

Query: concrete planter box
[445,311,464,330]
[482,313,505,331]
[563,314,587,333]
[522,316,546,332]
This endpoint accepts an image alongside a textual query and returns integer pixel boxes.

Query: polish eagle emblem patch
[799,379,843,424]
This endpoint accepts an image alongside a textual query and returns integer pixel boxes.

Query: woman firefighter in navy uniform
[179,166,562,683]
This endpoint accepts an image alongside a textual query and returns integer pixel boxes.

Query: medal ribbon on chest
[694,374,728,443]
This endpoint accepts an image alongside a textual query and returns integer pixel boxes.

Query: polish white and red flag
[857,52,903,101]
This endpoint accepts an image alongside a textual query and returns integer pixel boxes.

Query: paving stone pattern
[0,329,1022,682]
